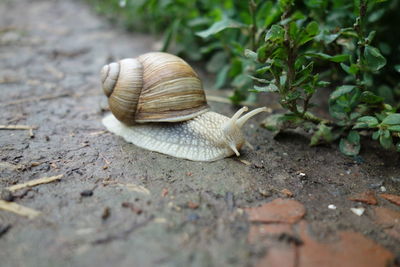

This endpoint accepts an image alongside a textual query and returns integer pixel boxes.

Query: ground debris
[101,207,110,220]
[80,189,93,197]
[122,202,143,214]
[280,188,294,198]
[0,224,11,238]
[350,207,365,216]
[349,191,378,205]
[379,193,400,206]
[0,124,37,130]
[92,216,154,245]
[187,201,199,209]
[0,200,41,219]
[6,174,63,192]
[0,189,14,201]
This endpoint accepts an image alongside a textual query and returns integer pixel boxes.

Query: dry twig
[0,125,36,130]
[7,174,63,192]
[0,200,41,219]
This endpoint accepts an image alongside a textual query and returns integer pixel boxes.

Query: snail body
[101,52,266,161]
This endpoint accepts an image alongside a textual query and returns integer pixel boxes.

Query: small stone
[0,224,11,238]
[328,204,337,210]
[350,207,365,216]
[0,189,14,202]
[101,207,110,220]
[187,201,199,209]
[368,180,383,189]
[80,189,93,197]
[380,186,387,192]
[161,188,168,197]
[379,193,400,206]
[121,202,143,214]
[280,189,294,198]
[349,191,377,205]
[258,188,271,197]
[187,213,199,222]
[246,198,306,224]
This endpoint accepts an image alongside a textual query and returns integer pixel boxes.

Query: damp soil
[0,1,399,266]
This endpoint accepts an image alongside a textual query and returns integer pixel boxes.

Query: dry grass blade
[0,200,41,219]
[0,125,37,130]
[7,174,63,192]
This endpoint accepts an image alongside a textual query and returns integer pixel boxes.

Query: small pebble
[80,189,93,197]
[101,207,110,220]
[328,204,337,210]
[187,213,200,222]
[0,189,14,202]
[350,207,365,216]
[369,181,383,189]
[380,186,387,192]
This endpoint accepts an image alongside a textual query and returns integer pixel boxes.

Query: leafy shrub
[89,0,400,155]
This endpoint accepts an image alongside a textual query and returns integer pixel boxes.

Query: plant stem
[248,0,257,51]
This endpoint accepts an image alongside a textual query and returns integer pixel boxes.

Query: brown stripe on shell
[136,76,209,122]
[138,52,199,93]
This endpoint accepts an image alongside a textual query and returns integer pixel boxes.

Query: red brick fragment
[373,206,400,240]
[248,223,294,243]
[379,193,400,206]
[373,206,400,226]
[297,221,394,267]
[349,191,378,205]
[256,242,297,267]
[246,198,306,224]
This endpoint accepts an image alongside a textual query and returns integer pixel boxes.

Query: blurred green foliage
[89,0,400,155]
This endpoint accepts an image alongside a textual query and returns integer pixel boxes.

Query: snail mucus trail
[101,52,267,161]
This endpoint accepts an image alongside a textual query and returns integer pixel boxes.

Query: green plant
[88,0,400,155]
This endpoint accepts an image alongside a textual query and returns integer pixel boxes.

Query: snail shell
[101,52,209,125]
[101,52,267,161]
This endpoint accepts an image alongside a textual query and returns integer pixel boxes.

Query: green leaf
[379,134,393,149]
[372,130,380,140]
[382,114,400,125]
[396,143,400,152]
[364,45,387,71]
[339,131,360,156]
[317,81,330,87]
[261,113,286,134]
[244,49,258,61]
[330,54,350,63]
[388,125,400,132]
[196,17,244,38]
[294,62,313,86]
[395,65,400,73]
[330,85,356,100]
[310,124,334,146]
[265,25,284,42]
[253,84,279,93]
[305,21,319,36]
[353,116,379,129]
[214,65,230,89]
[359,91,384,104]
[340,63,359,75]
[306,53,348,62]
[377,85,394,104]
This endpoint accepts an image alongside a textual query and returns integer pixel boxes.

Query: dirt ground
[0,0,399,267]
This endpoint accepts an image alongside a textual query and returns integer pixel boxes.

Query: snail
[101,52,267,161]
